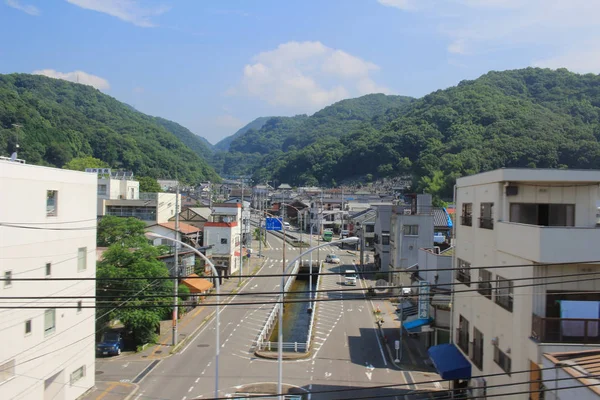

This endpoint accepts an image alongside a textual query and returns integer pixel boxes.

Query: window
[472,327,484,370]
[46,190,58,217]
[510,203,575,227]
[220,238,228,244]
[25,319,32,335]
[461,203,473,226]
[0,359,15,384]
[97,184,107,195]
[455,258,471,286]
[77,301,83,313]
[44,309,56,336]
[457,315,470,354]
[365,225,375,233]
[478,269,492,299]
[70,365,86,385]
[495,276,514,312]
[494,346,511,375]
[381,234,390,245]
[4,271,12,288]
[403,225,419,236]
[77,247,87,272]
[45,263,52,277]
[479,203,494,229]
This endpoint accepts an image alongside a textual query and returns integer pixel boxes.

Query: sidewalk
[373,298,435,372]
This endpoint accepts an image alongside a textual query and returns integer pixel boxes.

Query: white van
[344,269,357,286]
[283,222,291,229]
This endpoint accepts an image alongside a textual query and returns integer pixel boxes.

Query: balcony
[497,222,600,263]
[531,313,600,344]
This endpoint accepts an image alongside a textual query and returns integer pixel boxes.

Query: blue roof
[403,318,433,332]
[427,344,472,380]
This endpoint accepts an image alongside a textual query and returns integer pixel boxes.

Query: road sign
[418,281,430,319]
[395,340,400,350]
[265,217,283,231]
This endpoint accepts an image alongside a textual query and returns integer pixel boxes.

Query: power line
[0,223,97,231]
[3,273,600,309]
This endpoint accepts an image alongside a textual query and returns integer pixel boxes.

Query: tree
[96,245,173,345]
[97,216,147,248]
[138,176,162,193]
[63,156,108,171]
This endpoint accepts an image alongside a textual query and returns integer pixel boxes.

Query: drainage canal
[268,271,317,347]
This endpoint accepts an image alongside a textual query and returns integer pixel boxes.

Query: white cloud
[215,115,244,129]
[32,69,110,90]
[5,0,40,15]
[377,0,418,11]
[237,41,391,111]
[534,45,600,74]
[65,0,169,27]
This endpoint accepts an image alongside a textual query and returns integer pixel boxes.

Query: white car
[325,254,341,264]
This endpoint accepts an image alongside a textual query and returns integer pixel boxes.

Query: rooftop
[457,168,600,187]
[544,349,600,396]
[156,222,202,234]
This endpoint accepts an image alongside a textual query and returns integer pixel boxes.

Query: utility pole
[172,184,180,346]
[360,225,365,272]
[239,179,244,284]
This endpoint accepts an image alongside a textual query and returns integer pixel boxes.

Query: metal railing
[305,262,322,351]
[255,341,308,353]
[531,313,600,344]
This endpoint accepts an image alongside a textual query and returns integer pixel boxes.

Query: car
[325,254,341,264]
[96,332,124,357]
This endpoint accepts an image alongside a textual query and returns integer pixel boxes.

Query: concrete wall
[0,161,96,400]
[417,248,453,290]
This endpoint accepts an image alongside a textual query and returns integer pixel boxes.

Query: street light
[144,232,220,400]
[277,236,359,398]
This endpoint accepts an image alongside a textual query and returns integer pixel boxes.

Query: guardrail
[255,260,300,351]
[305,261,322,351]
[255,341,308,353]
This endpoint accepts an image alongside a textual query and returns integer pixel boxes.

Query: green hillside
[256,68,600,196]
[153,116,214,160]
[213,116,271,151]
[0,74,219,183]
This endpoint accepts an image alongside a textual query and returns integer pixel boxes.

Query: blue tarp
[428,344,472,380]
[403,318,433,332]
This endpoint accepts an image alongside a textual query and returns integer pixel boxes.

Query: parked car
[325,254,341,264]
[96,332,124,356]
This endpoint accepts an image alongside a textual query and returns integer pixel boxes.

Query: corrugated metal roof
[434,208,451,228]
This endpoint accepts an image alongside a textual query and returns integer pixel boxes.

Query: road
[122,231,443,400]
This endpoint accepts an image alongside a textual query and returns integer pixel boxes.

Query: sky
[1,0,599,144]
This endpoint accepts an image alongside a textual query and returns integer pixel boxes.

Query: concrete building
[203,203,242,281]
[96,173,180,225]
[541,349,600,400]
[373,204,393,272]
[0,160,97,400]
[389,194,435,287]
[428,168,600,399]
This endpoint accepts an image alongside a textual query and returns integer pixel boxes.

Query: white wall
[418,248,453,289]
[156,193,180,223]
[0,162,97,400]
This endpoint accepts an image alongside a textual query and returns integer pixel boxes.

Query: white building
[389,194,435,287]
[428,168,600,399]
[0,160,97,399]
[96,174,180,225]
[203,203,242,281]
[373,204,393,273]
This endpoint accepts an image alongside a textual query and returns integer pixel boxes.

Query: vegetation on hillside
[0,74,219,184]
[213,116,271,151]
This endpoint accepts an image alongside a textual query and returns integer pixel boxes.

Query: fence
[305,262,322,352]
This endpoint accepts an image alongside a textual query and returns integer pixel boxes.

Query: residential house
[541,349,600,400]
[96,172,180,225]
[157,179,179,192]
[0,159,96,399]
[169,207,212,232]
[157,251,196,277]
[348,209,376,249]
[147,221,202,248]
[429,168,600,399]
[203,203,242,280]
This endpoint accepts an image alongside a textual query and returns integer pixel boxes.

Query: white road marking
[325,372,332,378]
[365,372,372,381]
[122,362,129,368]
[195,378,200,383]
[188,386,194,392]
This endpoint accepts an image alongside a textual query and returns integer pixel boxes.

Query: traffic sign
[265,217,283,231]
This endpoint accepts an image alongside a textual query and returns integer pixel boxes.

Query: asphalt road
[129,232,440,400]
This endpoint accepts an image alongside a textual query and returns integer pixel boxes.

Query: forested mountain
[213,116,271,151]
[0,74,219,183]
[153,116,214,160]
[246,68,600,198]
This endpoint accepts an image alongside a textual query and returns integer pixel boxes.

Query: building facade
[203,203,242,280]
[0,161,97,400]
[373,204,393,273]
[444,168,600,399]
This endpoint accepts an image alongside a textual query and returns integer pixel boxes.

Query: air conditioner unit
[505,185,519,196]
[469,377,487,399]
[403,209,412,215]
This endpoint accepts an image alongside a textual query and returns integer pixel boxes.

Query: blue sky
[1,0,599,144]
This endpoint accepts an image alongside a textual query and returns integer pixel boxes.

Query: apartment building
[0,161,97,399]
[203,203,242,281]
[429,168,600,399]
[389,194,435,287]
[96,172,180,225]
[373,204,393,272]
